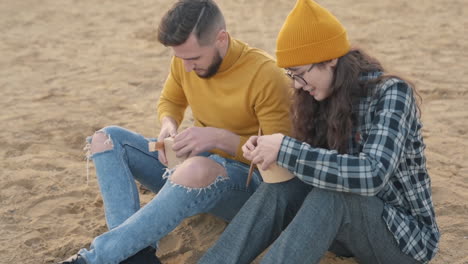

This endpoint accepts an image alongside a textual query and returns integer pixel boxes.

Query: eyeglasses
[285,64,315,86]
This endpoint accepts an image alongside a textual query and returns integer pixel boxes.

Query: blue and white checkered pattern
[277,72,439,263]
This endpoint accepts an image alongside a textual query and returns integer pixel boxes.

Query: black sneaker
[121,247,161,264]
[57,254,87,264]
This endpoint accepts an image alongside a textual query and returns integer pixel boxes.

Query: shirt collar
[358,71,383,81]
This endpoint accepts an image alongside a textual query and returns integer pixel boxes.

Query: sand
[0,0,466,263]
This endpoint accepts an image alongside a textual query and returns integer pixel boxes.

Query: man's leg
[199,178,312,264]
[59,126,167,264]
[79,154,260,264]
[87,126,167,230]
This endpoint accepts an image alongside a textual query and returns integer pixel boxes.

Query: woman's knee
[261,178,311,201]
[304,188,346,209]
[170,157,227,188]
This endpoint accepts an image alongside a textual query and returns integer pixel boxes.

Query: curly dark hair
[157,0,225,47]
[291,48,419,154]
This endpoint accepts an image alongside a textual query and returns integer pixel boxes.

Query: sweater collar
[218,34,244,73]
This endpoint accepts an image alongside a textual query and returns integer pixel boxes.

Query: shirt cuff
[277,136,302,172]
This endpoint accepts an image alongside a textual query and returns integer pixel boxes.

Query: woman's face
[286,59,337,101]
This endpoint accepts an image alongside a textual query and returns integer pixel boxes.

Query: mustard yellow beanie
[276,0,350,68]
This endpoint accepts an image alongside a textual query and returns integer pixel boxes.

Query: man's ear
[216,30,228,47]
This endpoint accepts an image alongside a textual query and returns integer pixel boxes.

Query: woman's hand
[242,136,259,161]
[242,133,285,170]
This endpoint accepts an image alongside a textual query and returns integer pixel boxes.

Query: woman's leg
[199,178,313,264]
[260,189,420,264]
[335,193,420,264]
[260,188,347,264]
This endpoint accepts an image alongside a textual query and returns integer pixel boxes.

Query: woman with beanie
[198,0,439,263]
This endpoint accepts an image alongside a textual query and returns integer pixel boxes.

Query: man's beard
[196,51,222,78]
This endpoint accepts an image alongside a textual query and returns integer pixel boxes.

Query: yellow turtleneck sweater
[157,37,291,164]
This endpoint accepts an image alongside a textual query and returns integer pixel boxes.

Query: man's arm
[156,57,188,163]
[214,128,240,156]
[221,60,291,164]
[173,127,240,158]
[157,57,189,126]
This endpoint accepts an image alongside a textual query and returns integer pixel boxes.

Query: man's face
[172,33,222,78]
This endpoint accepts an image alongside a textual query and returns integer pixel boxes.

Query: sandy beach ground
[0,0,466,263]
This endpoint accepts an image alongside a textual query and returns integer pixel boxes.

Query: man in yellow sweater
[59,0,290,264]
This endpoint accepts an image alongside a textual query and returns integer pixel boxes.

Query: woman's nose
[293,80,304,90]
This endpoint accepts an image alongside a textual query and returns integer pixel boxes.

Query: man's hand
[157,117,178,165]
[242,133,284,170]
[173,127,240,158]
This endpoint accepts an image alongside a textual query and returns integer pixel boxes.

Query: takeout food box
[258,164,294,183]
[148,137,187,169]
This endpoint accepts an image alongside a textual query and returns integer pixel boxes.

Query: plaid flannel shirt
[277,72,439,263]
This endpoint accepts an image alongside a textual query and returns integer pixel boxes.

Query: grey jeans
[199,178,420,264]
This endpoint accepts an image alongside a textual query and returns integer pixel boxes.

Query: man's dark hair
[157,0,225,46]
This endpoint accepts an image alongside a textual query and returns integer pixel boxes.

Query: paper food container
[148,137,187,169]
[163,137,188,169]
[258,164,294,183]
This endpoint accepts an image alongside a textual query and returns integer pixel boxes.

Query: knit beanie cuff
[276,30,350,68]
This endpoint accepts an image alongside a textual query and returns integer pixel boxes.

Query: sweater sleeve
[253,62,292,137]
[157,57,188,125]
[230,61,291,163]
[231,61,292,163]
[277,80,416,196]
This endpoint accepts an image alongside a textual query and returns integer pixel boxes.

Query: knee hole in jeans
[90,131,114,154]
[170,157,227,188]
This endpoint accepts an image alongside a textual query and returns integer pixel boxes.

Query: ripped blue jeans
[79,126,262,264]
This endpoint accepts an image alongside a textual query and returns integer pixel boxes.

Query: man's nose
[183,60,195,72]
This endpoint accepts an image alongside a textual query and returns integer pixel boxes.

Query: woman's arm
[278,80,417,196]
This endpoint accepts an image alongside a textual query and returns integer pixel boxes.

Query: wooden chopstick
[148,141,165,152]
[246,127,262,187]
